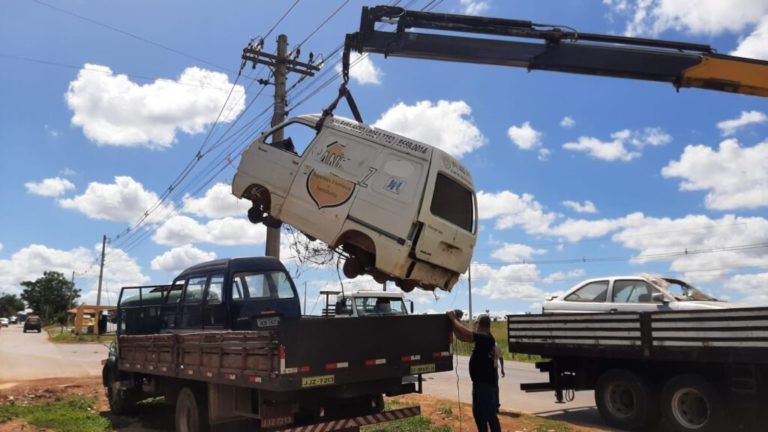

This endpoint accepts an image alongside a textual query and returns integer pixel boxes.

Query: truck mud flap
[276,406,420,431]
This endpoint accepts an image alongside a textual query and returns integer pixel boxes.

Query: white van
[232,115,477,291]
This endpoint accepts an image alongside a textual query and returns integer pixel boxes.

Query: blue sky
[1,0,767,316]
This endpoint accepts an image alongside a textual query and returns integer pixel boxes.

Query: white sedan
[543,274,736,313]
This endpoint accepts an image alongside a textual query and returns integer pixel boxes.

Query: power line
[32,0,235,74]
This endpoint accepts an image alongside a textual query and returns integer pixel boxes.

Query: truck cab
[332,290,413,317]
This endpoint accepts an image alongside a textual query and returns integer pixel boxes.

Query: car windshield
[354,297,408,316]
[645,275,717,301]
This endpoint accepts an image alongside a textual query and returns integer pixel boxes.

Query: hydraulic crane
[341,6,768,101]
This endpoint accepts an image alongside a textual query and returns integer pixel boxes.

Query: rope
[453,338,464,431]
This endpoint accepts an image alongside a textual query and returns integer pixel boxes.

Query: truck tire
[105,368,138,415]
[595,369,659,431]
[175,386,209,432]
[661,374,724,432]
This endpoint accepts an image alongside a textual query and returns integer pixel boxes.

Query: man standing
[447,311,501,432]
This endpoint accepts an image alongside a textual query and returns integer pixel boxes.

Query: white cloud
[543,269,586,284]
[662,139,768,210]
[563,128,670,161]
[550,213,643,242]
[0,243,148,301]
[562,200,598,214]
[491,243,546,263]
[560,116,576,128]
[717,111,767,136]
[182,183,248,219]
[476,190,556,234]
[605,0,768,36]
[732,17,768,60]
[335,52,382,85]
[59,176,169,222]
[151,245,217,273]
[66,64,245,148]
[459,0,490,15]
[59,168,77,177]
[0,243,3,253]
[25,177,75,197]
[726,272,768,293]
[471,263,545,300]
[153,215,266,247]
[373,100,486,158]
[507,121,550,160]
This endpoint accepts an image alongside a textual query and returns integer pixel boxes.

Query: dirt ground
[0,377,601,432]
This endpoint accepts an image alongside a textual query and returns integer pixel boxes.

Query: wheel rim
[604,382,636,419]
[671,387,709,429]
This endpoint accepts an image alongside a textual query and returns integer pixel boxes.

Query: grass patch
[46,326,115,344]
[0,397,110,432]
[362,415,451,432]
[453,320,544,363]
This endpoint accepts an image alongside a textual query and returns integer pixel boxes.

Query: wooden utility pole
[241,35,320,258]
[96,234,106,306]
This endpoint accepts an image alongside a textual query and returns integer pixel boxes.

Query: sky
[1,0,767,317]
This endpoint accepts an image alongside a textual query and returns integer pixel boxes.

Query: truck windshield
[354,297,408,316]
[431,173,474,232]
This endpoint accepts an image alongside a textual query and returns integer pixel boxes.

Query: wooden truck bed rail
[508,307,768,363]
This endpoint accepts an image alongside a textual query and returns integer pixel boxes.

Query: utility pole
[241,35,320,258]
[96,234,106,307]
[467,265,473,323]
[303,281,307,315]
[63,271,75,334]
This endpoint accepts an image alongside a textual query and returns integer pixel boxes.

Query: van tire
[343,258,363,278]
[175,386,209,432]
[247,207,264,224]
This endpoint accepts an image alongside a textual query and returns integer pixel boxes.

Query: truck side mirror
[652,292,669,304]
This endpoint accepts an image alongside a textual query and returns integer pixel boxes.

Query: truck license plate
[410,363,436,374]
[256,317,280,327]
[301,375,335,388]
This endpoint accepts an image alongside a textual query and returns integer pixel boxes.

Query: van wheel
[264,216,282,229]
[343,258,363,278]
[595,369,659,431]
[247,206,265,224]
[175,386,209,432]
[661,374,724,432]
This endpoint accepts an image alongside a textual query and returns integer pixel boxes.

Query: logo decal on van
[318,141,348,169]
[384,177,406,194]
[306,170,355,209]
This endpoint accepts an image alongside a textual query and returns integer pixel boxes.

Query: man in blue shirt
[447,311,501,432]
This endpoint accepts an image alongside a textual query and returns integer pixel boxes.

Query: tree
[0,294,24,318]
[20,271,80,324]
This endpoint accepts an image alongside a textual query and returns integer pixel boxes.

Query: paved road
[0,324,109,382]
[423,356,612,430]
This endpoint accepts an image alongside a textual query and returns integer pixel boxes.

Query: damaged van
[232,115,477,291]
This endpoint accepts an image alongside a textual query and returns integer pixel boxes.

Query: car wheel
[595,369,660,431]
[175,386,209,432]
[661,374,724,432]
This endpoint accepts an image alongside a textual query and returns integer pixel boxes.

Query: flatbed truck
[103,257,453,432]
[508,308,768,431]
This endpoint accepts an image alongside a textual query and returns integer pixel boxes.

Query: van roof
[175,257,287,280]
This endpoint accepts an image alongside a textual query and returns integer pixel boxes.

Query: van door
[237,120,320,209]
[280,128,382,242]
[413,170,476,273]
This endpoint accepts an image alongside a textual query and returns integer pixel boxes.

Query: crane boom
[343,6,768,98]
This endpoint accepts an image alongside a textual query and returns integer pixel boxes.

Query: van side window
[265,121,317,156]
[206,274,224,304]
[431,173,474,232]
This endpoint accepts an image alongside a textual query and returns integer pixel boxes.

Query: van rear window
[430,173,474,232]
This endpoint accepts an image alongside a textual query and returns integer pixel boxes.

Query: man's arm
[447,311,474,343]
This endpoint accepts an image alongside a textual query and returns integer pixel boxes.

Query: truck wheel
[595,369,659,431]
[661,374,724,432]
[175,386,209,432]
[105,369,138,415]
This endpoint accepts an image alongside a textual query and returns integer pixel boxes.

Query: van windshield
[430,173,474,232]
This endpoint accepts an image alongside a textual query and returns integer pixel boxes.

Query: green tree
[0,293,25,318]
[20,271,80,324]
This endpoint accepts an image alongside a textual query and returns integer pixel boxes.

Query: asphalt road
[0,324,109,382]
[423,356,612,430]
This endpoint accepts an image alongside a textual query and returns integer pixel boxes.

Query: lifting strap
[316,46,364,129]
